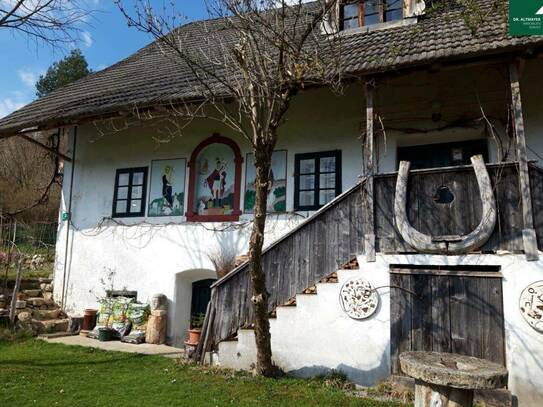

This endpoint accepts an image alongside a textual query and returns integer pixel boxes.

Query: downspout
[60,126,77,310]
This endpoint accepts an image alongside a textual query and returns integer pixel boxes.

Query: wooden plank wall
[529,164,543,249]
[207,162,528,348]
[390,270,505,374]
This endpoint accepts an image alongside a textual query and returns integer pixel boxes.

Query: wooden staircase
[216,257,392,386]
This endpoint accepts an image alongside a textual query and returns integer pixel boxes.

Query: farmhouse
[1,0,543,405]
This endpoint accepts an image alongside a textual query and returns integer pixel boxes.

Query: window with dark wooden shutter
[294,150,342,211]
[112,167,148,218]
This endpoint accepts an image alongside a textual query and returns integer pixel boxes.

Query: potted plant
[186,313,205,346]
[97,298,115,342]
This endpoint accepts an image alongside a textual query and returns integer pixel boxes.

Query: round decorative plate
[519,280,543,333]
[339,277,379,320]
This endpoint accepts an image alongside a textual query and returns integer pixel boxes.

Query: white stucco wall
[218,253,543,406]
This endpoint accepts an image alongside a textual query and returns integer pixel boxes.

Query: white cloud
[17,69,39,87]
[0,97,27,118]
[82,31,93,48]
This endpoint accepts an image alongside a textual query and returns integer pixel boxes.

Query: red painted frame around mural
[186,133,243,222]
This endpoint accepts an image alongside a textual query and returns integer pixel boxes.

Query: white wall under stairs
[218,262,391,386]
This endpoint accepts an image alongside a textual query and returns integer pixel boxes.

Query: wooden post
[509,61,539,261]
[363,79,376,262]
[9,261,23,326]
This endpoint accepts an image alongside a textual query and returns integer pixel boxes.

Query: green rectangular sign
[510,0,543,35]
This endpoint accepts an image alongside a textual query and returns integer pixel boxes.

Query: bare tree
[0,0,91,46]
[116,0,343,376]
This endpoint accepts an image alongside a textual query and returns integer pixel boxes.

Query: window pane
[385,0,402,10]
[343,18,359,29]
[343,3,359,18]
[320,173,336,189]
[320,157,336,173]
[132,172,145,185]
[385,8,402,21]
[319,190,336,205]
[115,200,127,214]
[364,13,380,25]
[130,200,142,213]
[299,159,316,174]
[299,191,315,206]
[117,186,128,200]
[365,0,380,14]
[299,175,316,190]
[131,186,143,199]
[118,173,129,186]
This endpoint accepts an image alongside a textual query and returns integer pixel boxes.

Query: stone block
[43,292,54,302]
[32,318,69,334]
[23,289,41,297]
[15,300,26,309]
[27,298,45,307]
[16,307,31,315]
[17,311,32,323]
[33,309,61,320]
[145,310,167,345]
[42,284,53,292]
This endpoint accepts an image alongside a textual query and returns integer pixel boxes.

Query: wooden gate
[390,266,505,375]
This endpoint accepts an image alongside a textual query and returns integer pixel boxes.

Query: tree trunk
[248,146,275,376]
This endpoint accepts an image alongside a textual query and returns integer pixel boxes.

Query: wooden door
[191,279,215,319]
[390,267,505,375]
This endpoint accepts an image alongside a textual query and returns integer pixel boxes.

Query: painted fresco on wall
[148,159,186,216]
[519,280,543,333]
[195,143,236,216]
[244,150,287,213]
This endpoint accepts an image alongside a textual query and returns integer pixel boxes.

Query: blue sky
[0,1,207,118]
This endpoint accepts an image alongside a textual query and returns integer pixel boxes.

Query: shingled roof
[0,0,541,138]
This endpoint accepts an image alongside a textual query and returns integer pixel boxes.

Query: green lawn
[0,339,406,407]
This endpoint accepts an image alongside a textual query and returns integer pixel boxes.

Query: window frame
[339,0,403,30]
[112,167,149,218]
[294,150,342,211]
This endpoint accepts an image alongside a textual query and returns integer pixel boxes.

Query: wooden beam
[19,133,72,162]
[509,61,539,261]
[363,79,376,262]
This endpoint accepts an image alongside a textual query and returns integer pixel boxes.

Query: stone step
[33,309,63,321]
[23,289,41,297]
[31,318,69,334]
[26,297,45,307]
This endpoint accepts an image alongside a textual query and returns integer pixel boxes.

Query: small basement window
[294,150,342,211]
[112,167,148,218]
[340,0,403,30]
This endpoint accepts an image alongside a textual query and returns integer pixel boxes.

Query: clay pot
[82,308,98,331]
[185,329,202,346]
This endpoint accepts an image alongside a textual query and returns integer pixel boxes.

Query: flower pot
[185,328,202,346]
[98,327,113,342]
[83,309,98,331]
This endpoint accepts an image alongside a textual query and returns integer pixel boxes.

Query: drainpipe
[60,126,77,310]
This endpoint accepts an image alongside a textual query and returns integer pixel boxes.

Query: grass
[0,339,408,407]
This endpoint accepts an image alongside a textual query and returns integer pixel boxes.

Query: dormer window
[340,0,403,30]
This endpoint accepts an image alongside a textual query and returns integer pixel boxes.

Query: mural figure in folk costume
[162,165,174,209]
[205,158,227,208]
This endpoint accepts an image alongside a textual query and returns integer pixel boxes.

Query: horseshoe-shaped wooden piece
[394,155,497,254]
